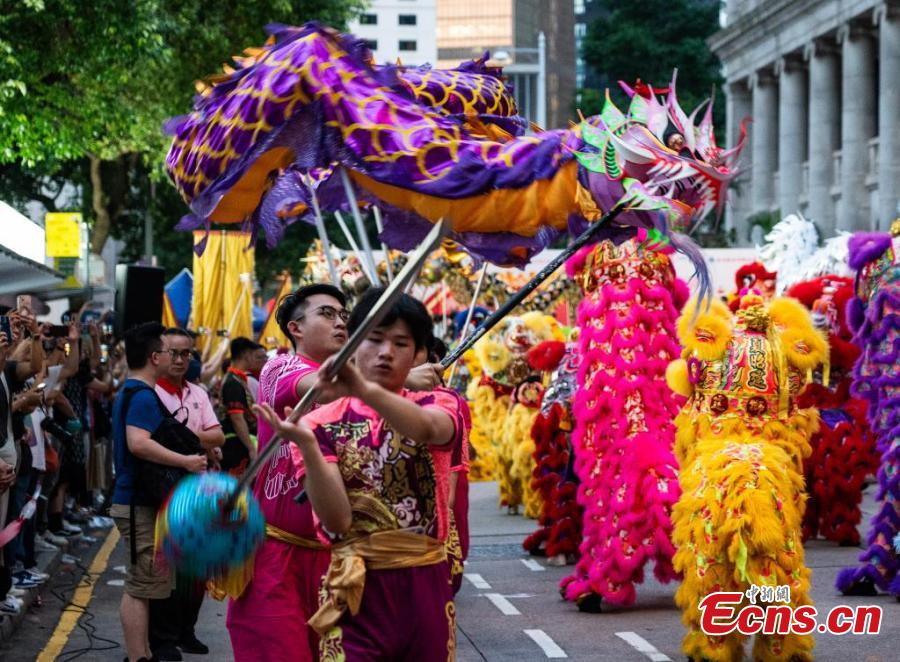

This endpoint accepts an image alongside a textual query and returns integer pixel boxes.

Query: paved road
[2,481,897,661]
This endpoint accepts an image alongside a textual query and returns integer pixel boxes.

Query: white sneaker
[25,567,50,582]
[0,596,23,615]
[7,588,26,598]
[35,537,59,552]
[88,516,113,529]
[61,520,83,534]
[43,531,69,546]
[60,553,79,565]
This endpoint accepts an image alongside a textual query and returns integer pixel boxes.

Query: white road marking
[483,592,521,615]
[113,565,126,574]
[465,573,491,589]
[524,629,568,658]
[616,632,672,662]
[521,559,545,572]
[106,579,125,587]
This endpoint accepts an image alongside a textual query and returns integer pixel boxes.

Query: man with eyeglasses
[151,327,224,661]
[226,284,347,661]
[226,284,445,661]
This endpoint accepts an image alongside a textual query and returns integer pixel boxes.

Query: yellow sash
[307,530,447,635]
[207,524,327,601]
[265,523,328,550]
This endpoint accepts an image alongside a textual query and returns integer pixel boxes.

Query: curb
[0,528,109,643]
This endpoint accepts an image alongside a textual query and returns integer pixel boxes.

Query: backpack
[119,383,202,507]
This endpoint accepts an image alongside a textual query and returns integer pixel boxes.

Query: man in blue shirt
[110,322,206,662]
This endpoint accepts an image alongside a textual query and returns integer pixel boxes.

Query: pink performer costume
[227,353,331,662]
[560,237,688,610]
[302,389,465,662]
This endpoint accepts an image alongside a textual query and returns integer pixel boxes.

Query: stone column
[751,69,778,218]
[838,23,877,231]
[776,55,807,218]
[805,39,841,238]
[726,79,752,243]
[877,3,900,229]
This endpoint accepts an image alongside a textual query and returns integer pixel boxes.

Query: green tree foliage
[0,0,364,275]
[578,0,723,129]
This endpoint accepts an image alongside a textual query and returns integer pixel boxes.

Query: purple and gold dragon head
[165,23,745,270]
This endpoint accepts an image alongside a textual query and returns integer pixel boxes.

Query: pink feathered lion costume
[560,237,688,611]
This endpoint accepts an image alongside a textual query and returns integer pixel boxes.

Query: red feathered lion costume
[788,276,879,545]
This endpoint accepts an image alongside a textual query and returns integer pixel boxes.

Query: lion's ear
[768,297,828,370]
[677,297,732,361]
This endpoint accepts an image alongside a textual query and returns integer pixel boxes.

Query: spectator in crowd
[219,337,265,476]
[0,310,46,614]
[111,322,206,662]
[149,327,224,660]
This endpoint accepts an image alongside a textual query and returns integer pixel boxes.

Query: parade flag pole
[439,200,628,370]
[223,218,450,513]
[303,174,341,287]
[340,167,380,285]
[372,206,394,283]
[446,263,489,385]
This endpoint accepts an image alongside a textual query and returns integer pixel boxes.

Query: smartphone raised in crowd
[0,316,12,342]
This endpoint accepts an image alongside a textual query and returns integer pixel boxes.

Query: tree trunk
[88,153,134,255]
[88,155,111,254]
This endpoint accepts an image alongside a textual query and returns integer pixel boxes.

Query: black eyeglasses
[294,305,350,324]
[165,349,193,360]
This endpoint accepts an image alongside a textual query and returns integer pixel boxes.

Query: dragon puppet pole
[339,167,380,285]
[372,206,394,283]
[223,218,450,513]
[440,201,627,370]
[303,174,341,287]
[333,211,377,284]
[446,263,489,386]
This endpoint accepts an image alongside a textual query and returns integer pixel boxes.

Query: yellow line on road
[37,526,120,662]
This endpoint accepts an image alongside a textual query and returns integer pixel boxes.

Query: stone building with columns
[710,0,899,243]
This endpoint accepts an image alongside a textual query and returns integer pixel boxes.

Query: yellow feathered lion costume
[469,313,562,515]
[668,294,827,662]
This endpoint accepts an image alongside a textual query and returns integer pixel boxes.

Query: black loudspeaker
[115,264,165,337]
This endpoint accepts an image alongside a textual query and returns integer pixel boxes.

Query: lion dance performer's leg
[669,295,826,661]
[560,238,686,609]
[836,231,900,597]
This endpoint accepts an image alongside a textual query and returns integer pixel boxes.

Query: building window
[575,0,585,14]
[364,39,378,51]
[399,40,417,51]
[359,14,377,25]
[398,14,417,26]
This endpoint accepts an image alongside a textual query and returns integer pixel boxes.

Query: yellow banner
[258,272,293,350]
[45,212,82,258]
[191,231,255,351]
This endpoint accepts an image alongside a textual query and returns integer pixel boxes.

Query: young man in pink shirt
[226,284,349,662]
[255,289,463,661]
